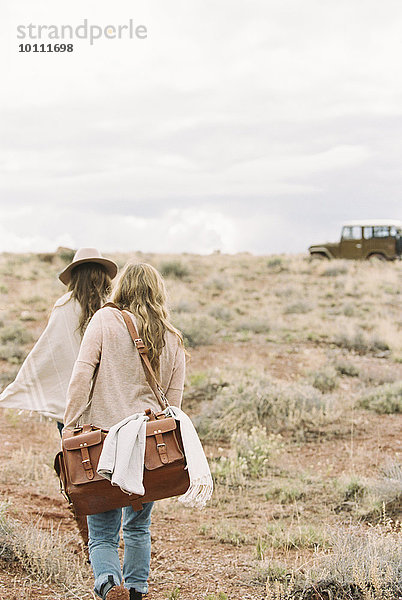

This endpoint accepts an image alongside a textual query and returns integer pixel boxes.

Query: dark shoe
[129,590,143,600]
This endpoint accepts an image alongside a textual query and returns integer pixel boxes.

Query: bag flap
[146,417,176,437]
[63,429,103,450]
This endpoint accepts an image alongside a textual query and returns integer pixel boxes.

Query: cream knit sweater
[64,307,185,429]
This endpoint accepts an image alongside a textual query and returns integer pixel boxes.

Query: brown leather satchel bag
[54,305,190,516]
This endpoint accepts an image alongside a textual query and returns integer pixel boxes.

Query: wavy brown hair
[112,263,183,373]
[68,263,112,336]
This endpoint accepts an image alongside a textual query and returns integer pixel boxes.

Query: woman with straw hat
[0,247,118,432]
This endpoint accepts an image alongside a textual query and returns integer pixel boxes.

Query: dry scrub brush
[194,373,342,442]
[0,502,91,598]
[264,519,402,600]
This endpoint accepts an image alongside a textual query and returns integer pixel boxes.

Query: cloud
[0,0,401,254]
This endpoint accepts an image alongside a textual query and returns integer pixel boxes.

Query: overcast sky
[1,0,401,255]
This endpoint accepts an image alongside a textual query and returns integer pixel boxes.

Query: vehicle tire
[368,253,386,261]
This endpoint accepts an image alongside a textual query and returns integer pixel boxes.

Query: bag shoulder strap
[102,302,169,409]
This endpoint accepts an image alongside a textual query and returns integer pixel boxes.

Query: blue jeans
[87,502,154,598]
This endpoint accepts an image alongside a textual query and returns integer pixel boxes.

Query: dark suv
[308,220,402,260]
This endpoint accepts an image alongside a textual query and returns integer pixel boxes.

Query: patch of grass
[265,481,307,504]
[199,521,249,546]
[358,382,402,414]
[0,448,58,496]
[264,522,329,551]
[205,593,228,600]
[165,586,181,600]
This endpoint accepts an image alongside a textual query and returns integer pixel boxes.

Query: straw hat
[58,248,118,285]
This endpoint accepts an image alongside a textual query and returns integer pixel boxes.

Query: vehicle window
[390,226,400,237]
[373,226,390,238]
[363,227,373,239]
[342,226,361,240]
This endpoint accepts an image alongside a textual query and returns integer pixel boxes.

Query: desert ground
[0,249,401,600]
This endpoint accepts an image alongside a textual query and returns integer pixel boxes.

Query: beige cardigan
[64,307,185,429]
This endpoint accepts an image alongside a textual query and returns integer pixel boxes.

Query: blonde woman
[0,248,117,432]
[64,263,186,600]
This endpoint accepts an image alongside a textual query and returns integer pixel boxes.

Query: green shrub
[0,323,32,345]
[358,382,402,414]
[195,375,330,441]
[159,260,189,279]
[342,303,355,317]
[235,319,270,334]
[206,276,231,291]
[0,343,26,364]
[333,330,389,355]
[57,248,75,263]
[174,314,217,347]
[208,305,232,322]
[335,360,359,377]
[267,257,285,269]
[310,366,338,393]
[264,521,402,600]
[211,427,282,486]
[284,302,311,314]
[321,265,348,277]
[0,368,19,387]
[173,300,197,313]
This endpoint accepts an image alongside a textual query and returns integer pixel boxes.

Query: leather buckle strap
[134,338,148,355]
[154,432,169,464]
[79,445,94,479]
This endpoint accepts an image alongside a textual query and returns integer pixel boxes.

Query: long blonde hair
[68,263,112,336]
[112,263,183,372]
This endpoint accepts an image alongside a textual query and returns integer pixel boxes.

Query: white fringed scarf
[164,406,213,509]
